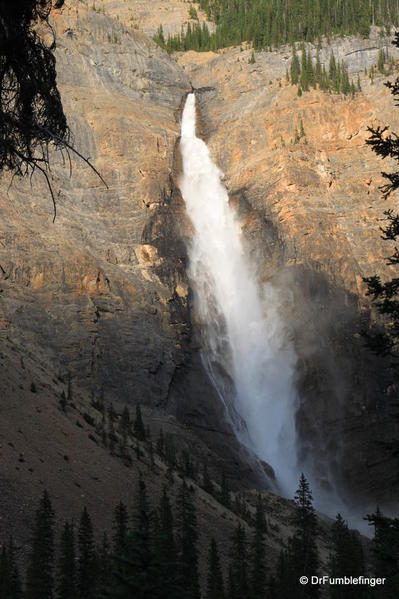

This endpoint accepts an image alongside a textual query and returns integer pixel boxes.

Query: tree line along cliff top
[154,0,399,52]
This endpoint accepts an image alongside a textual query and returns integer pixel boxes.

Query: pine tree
[112,501,129,557]
[100,411,107,447]
[156,427,165,455]
[365,508,399,595]
[107,403,117,454]
[202,463,214,495]
[300,44,308,90]
[97,532,112,598]
[315,49,322,84]
[164,433,176,468]
[149,441,155,469]
[111,478,166,599]
[26,490,55,599]
[329,513,366,599]
[134,404,146,441]
[155,487,182,598]
[57,521,77,599]
[228,523,249,599]
[0,544,9,599]
[329,52,337,88]
[378,48,386,73]
[274,549,293,599]
[300,119,305,138]
[119,406,131,452]
[60,390,67,412]
[77,507,97,599]
[290,45,300,85]
[0,538,22,599]
[288,474,320,598]
[364,33,399,458]
[220,470,231,508]
[153,24,165,48]
[250,494,267,599]
[307,49,315,88]
[206,538,224,599]
[67,372,72,402]
[176,479,200,599]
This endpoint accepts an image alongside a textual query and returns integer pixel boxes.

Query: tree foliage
[0,1,67,215]
[0,0,106,219]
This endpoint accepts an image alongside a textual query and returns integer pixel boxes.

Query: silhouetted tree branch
[0,0,107,221]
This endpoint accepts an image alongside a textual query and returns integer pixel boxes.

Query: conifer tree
[228,523,249,599]
[365,508,399,596]
[206,538,224,599]
[164,434,176,468]
[156,427,165,455]
[329,52,337,88]
[97,532,112,598]
[0,538,22,599]
[155,487,182,598]
[274,549,293,599]
[134,404,146,441]
[0,545,9,599]
[307,49,315,88]
[149,441,155,469]
[315,49,322,84]
[157,487,177,565]
[300,44,309,90]
[378,48,386,73]
[57,521,77,599]
[119,407,131,452]
[250,494,267,599]
[112,501,129,557]
[329,513,366,599]
[290,45,300,85]
[176,479,200,599]
[77,507,97,599]
[26,490,55,599]
[288,474,320,598]
[220,470,231,508]
[300,119,305,138]
[111,478,164,599]
[153,24,165,49]
[202,463,214,495]
[107,403,117,454]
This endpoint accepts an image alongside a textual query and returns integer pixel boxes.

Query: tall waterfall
[179,93,298,494]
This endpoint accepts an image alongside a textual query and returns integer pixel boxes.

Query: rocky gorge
[1,0,399,560]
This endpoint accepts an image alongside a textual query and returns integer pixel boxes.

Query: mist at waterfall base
[178,93,375,534]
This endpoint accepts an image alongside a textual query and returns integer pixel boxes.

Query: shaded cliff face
[179,42,399,506]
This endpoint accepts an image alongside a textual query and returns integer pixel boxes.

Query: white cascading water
[179,93,299,494]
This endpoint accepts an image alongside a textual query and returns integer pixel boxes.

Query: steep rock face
[179,41,399,506]
[0,1,268,545]
[1,3,191,405]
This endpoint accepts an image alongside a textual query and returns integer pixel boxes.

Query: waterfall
[179,93,299,494]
